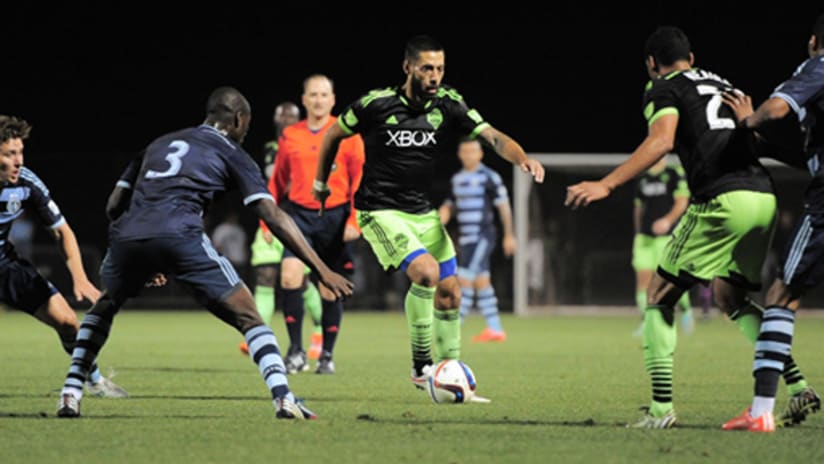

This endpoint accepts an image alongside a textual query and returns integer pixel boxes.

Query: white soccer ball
[426,359,477,404]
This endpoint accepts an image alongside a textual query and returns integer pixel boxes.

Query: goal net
[512,153,818,315]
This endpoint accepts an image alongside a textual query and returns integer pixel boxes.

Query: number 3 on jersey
[146,140,190,179]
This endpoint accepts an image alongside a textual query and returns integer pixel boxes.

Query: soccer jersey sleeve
[116,152,144,190]
[643,80,680,126]
[441,88,490,138]
[771,57,824,114]
[21,168,65,229]
[488,169,509,206]
[226,149,273,206]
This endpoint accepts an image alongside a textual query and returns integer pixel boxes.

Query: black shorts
[0,257,58,314]
[101,233,245,306]
[779,211,824,292]
[281,203,350,274]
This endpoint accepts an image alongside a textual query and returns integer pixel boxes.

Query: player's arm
[722,92,792,129]
[50,222,101,303]
[313,122,350,212]
[252,198,353,299]
[106,153,143,221]
[496,200,516,257]
[477,126,544,183]
[565,114,677,209]
[438,201,453,225]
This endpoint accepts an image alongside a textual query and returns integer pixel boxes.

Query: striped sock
[477,286,502,332]
[643,304,676,417]
[405,283,434,372]
[459,287,475,323]
[245,325,290,401]
[751,307,795,417]
[62,313,112,399]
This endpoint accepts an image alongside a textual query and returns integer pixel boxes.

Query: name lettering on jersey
[683,69,732,87]
[6,193,21,214]
[386,130,437,147]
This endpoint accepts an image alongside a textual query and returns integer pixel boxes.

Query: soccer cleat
[285,349,309,375]
[315,355,335,375]
[410,364,433,390]
[86,376,129,398]
[627,406,678,429]
[56,393,81,418]
[722,408,775,432]
[307,333,323,360]
[777,386,821,426]
[471,328,507,343]
[275,397,317,420]
[239,341,249,355]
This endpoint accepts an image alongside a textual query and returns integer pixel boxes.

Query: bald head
[204,86,252,143]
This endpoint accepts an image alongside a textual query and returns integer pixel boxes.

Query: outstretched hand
[520,158,546,183]
[564,181,611,210]
[721,90,754,124]
[74,280,102,304]
[318,269,354,300]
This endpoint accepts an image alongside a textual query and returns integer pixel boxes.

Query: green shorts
[632,234,669,271]
[357,209,456,271]
[249,228,310,274]
[659,190,776,290]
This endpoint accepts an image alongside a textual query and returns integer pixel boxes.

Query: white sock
[751,396,775,418]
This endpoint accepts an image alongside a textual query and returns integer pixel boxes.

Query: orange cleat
[471,328,507,343]
[722,408,775,432]
[307,332,323,360]
[239,341,249,355]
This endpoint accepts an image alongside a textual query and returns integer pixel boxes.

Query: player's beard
[409,75,436,106]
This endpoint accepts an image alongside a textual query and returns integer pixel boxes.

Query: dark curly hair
[0,115,32,144]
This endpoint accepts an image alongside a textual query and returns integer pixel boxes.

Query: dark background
[3,4,821,307]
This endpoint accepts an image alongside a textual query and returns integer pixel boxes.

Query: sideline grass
[1,309,823,464]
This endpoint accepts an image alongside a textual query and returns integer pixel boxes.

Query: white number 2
[146,140,190,179]
[696,85,736,130]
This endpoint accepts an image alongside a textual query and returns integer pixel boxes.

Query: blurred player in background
[631,157,693,337]
[439,137,514,343]
[56,87,353,420]
[565,26,815,429]
[0,115,127,398]
[274,74,364,374]
[721,13,824,432]
[313,35,543,394]
[238,101,326,362]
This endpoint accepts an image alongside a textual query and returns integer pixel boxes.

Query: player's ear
[402,59,410,75]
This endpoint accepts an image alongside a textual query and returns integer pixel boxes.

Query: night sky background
[3,4,821,268]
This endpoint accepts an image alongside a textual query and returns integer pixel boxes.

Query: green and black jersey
[337,85,489,213]
[634,165,689,236]
[643,68,773,202]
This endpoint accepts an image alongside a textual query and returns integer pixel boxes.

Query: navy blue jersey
[337,85,489,213]
[443,163,508,246]
[643,68,773,202]
[771,55,824,212]
[0,167,64,262]
[634,165,689,236]
[111,125,272,241]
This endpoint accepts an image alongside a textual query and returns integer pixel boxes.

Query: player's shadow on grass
[115,366,249,374]
[354,414,775,430]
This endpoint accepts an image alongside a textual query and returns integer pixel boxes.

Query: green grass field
[1,309,823,464]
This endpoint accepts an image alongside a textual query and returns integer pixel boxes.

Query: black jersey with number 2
[642,68,773,202]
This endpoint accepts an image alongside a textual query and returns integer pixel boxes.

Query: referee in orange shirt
[273,74,364,374]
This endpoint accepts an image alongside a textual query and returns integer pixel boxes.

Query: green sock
[643,305,677,417]
[254,285,275,324]
[434,308,461,361]
[635,290,646,315]
[303,281,322,331]
[405,283,435,367]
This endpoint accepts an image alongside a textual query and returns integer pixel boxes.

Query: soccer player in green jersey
[565,26,815,428]
[312,35,544,395]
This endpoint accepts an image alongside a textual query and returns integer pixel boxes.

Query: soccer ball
[426,359,477,404]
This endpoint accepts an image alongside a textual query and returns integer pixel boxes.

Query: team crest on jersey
[6,193,21,214]
[426,109,443,130]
